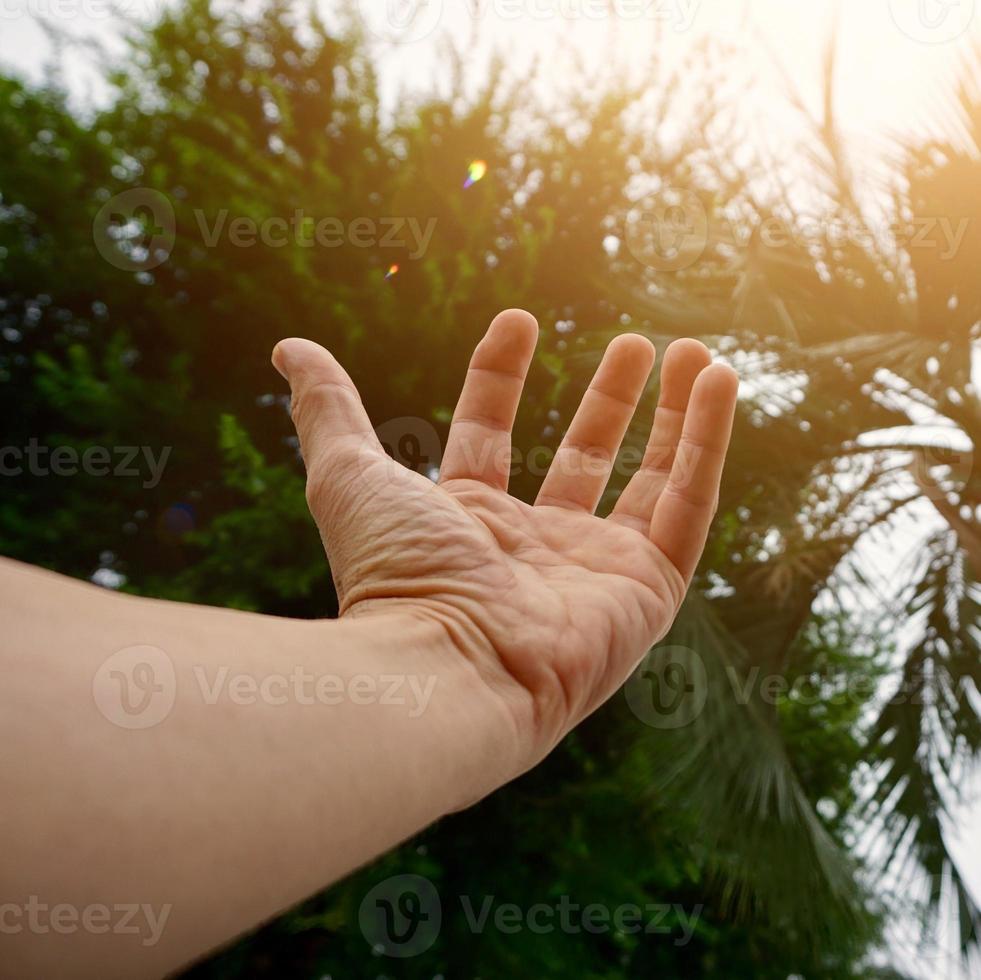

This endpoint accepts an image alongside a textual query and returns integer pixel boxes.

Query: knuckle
[289,382,348,431]
[303,464,328,512]
[303,441,370,515]
[664,481,713,509]
[289,392,310,432]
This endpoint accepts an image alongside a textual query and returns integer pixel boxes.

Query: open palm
[273,310,738,763]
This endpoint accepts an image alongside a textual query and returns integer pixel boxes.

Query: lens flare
[385,263,399,279]
[464,159,487,189]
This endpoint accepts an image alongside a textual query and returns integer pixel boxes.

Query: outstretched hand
[272,309,738,770]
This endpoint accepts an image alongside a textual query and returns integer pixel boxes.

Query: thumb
[272,338,381,484]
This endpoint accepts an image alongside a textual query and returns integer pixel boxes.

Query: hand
[272,310,738,772]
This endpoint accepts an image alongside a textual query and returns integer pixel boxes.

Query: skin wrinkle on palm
[1,9,971,980]
[0,309,739,977]
[274,309,739,738]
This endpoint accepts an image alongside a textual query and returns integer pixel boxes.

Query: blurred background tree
[0,2,977,976]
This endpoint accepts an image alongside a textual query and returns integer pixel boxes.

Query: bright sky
[2,0,980,144]
[362,0,978,145]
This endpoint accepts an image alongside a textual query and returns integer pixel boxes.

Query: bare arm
[0,559,515,977]
[0,309,738,977]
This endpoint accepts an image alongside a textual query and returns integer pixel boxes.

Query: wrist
[333,606,531,812]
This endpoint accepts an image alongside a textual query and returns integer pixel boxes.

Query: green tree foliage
[1,3,977,976]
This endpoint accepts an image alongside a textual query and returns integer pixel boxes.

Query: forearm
[1,314,739,977]
[0,558,518,978]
